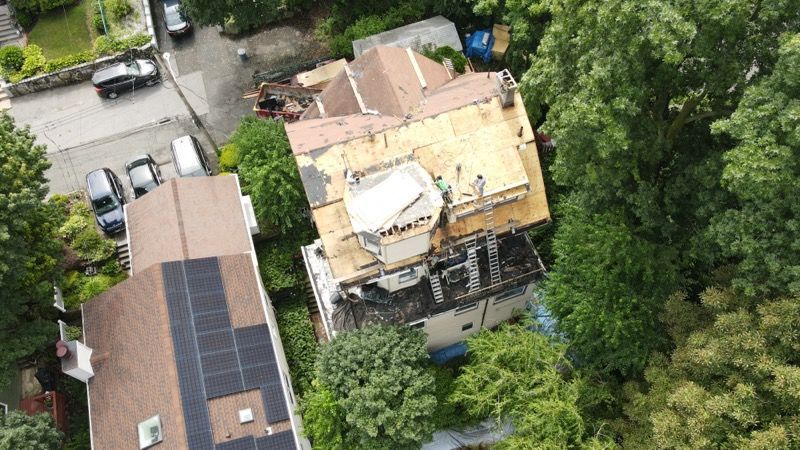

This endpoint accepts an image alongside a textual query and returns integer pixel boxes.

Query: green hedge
[7,33,151,82]
[274,292,318,396]
[10,0,75,15]
[0,46,24,73]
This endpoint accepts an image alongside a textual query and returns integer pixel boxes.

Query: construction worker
[435,175,452,203]
[472,174,486,196]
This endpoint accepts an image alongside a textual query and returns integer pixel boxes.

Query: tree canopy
[0,112,61,388]
[231,117,308,234]
[179,0,311,30]
[312,325,437,450]
[452,323,616,449]
[527,0,800,375]
[0,411,63,450]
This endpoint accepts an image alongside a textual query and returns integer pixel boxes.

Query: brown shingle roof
[83,255,296,449]
[126,176,253,274]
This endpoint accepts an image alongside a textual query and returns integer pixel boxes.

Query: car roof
[171,136,201,172]
[86,169,113,198]
[125,154,152,168]
[91,63,128,84]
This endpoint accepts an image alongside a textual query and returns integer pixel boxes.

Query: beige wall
[383,232,431,264]
[413,282,537,351]
[376,265,423,292]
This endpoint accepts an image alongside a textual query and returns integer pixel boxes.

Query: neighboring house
[58,176,308,450]
[290,46,551,351]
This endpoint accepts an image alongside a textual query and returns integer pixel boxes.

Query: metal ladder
[484,198,501,285]
[465,235,481,292]
[429,272,445,304]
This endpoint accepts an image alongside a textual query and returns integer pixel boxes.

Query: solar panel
[234,325,272,348]
[261,383,290,423]
[238,344,275,368]
[194,310,232,334]
[197,329,236,355]
[217,436,257,450]
[200,350,240,375]
[243,363,279,390]
[255,431,297,450]
[204,369,244,399]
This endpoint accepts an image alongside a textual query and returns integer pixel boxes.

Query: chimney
[57,339,94,383]
[495,69,517,108]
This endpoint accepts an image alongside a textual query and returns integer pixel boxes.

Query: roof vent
[57,339,94,383]
[239,408,254,424]
[495,69,517,108]
[137,415,163,449]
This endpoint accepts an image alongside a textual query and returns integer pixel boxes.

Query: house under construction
[289,45,550,350]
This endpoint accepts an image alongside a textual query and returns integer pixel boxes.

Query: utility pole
[97,0,108,35]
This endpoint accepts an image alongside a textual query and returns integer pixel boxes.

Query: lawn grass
[28,0,93,59]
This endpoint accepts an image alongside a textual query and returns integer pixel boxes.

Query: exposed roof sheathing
[352,15,463,57]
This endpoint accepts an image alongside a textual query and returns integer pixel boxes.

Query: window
[493,285,527,305]
[462,322,473,332]
[455,302,478,315]
[363,233,381,254]
[398,268,418,283]
[410,320,426,329]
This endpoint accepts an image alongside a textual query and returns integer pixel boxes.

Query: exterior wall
[382,232,430,264]
[376,265,422,293]
[414,281,537,351]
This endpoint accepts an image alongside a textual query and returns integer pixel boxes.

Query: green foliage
[708,33,800,298]
[13,44,46,82]
[429,365,466,430]
[619,288,800,448]
[421,45,467,73]
[27,0,93,59]
[255,240,299,293]
[103,0,131,20]
[91,10,105,34]
[232,117,307,233]
[0,46,24,73]
[273,292,318,395]
[71,229,115,264]
[76,274,116,304]
[0,112,62,389]
[324,1,426,59]
[61,270,126,309]
[180,0,311,30]
[0,411,63,450]
[217,143,239,172]
[299,380,347,450]
[14,9,34,29]
[9,0,74,15]
[99,260,121,276]
[93,33,150,55]
[64,325,82,341]
[316,325,437,449]
[43,51,93,73]
[452,323,616,448]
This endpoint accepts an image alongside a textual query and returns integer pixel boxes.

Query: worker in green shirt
[435,175,452,203]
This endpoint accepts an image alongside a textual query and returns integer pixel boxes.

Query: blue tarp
[465,29,495,63]
[430,341,468,365]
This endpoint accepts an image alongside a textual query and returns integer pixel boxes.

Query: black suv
[125,154,162,199]
[170,135,212,177]
[86,168,126,234]
[92,59,160,99]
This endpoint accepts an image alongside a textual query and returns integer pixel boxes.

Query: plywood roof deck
[298,92,549,284]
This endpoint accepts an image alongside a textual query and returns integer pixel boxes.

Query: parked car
[125,154,162,199]
[92,60,160,99]
[170,135,211,177]
[86,168,126,234]
[163,0,192,36]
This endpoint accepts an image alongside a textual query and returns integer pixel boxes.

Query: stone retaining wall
[4,45,154,97]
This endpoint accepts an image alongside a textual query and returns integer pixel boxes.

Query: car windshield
[126,62,140,76]
[129,164,158,196]
[93,196,119,215]
[165,5,184,27]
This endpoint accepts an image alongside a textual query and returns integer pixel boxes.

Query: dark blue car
[86,168,126,234]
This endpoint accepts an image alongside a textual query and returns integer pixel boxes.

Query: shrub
[14,9,34,29]
[421,45,468,73]
[331,16,388,58]
[274,293,318,395]
[218,144,239,172]
[71,229,116,263]
[100,260,122,275]
[77,274,115,303]
[93,33,150,55]
[14,44,46,81]
[92,11,106,34]
[0,46,24,73]
[65,325,82,341]
[43,51,94,73]
[104,0,132,20]
[58,202,92,241]
[256,240,299,293]
[10,0,73,14]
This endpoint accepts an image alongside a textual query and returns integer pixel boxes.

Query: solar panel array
[162,257,296,450]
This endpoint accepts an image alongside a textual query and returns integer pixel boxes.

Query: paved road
[45,115,215,199]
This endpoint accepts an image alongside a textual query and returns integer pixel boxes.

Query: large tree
[179,0,311,30]
[0,112,62,387]
[452,323,616,449]
[618,287,800,448]
[0,411,63,450]
[231,117,308,234]
[527,0,800,375]
[314,325,437,450]
[708,33,800,298]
